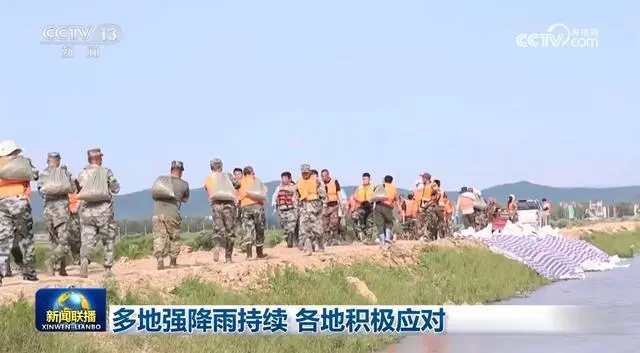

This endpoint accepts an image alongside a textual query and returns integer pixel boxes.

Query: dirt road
[1,221,636,305]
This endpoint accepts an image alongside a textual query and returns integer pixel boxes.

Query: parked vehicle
[516,199,543,228]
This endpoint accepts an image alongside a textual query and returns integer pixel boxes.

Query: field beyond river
[1,221,639,353]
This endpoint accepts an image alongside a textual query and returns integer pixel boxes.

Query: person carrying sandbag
[272,171,299,248]
[67,192,81,264]
[151,161,190,269]
[76,148,120,278]
[37,152,77,276]
[371,175,398,246]
[237,166,268,259]
[296,164,328,255]
[204,159,240,263]
[0,140,40,284]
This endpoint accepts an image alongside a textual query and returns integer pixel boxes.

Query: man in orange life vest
[353,172,375,242]
[373,175,398,245]
[237,166,268,259]
[414,172,440,241]
[273,171,299,248]
[0,140,40,284]
[320,169,344,246]
[401,192,417,238]
[296,164,327,255]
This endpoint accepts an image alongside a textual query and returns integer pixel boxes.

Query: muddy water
[386,256,640,353]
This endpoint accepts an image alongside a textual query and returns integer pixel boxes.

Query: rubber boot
[104,266,113,279]
[245,244,253,260]
[256,246,267,259]
[224,239,234,263]
[303,238,313,256]
[213,247,220,262]
[156,258,165,270]
[169,258,178,268]
[79,258,89,278]
[316,239,325,253]
[384,228,393,244]
[59,258,68,276]
[23,270,38,281]
[286,233,294,248]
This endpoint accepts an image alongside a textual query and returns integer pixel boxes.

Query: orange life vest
[0,178,29,200]
[238,176,262,207]
[276,185,295,206]
[354,184,374,203]
[297,176,319,201]
[325,179,339,203]
[382,183,397,206]
[404,199,415,217]
[444,198,454,216]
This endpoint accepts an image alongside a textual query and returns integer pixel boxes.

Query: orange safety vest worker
[238,176,264,207]
[297,175,319,201]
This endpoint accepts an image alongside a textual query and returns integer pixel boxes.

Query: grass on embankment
[584,230,640,258]
[1,246,546,353]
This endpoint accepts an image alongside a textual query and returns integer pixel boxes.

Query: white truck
[516,199,543,228]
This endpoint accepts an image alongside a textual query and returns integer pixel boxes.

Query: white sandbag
[77,166,111,202]
[208,172,237,202]
[247,177,267,201]
[473,195,487,210]
[40,166,73,196]
[0,156,34,181]
[369,185,387,203]
[151,175,176,200]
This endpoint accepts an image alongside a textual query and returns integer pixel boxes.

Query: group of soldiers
[0,138,474,285]
[0,140,119,285]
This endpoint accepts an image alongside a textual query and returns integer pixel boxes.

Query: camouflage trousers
[80,209,117,267]
[0,196,37,277]
[68,213,81,259]
[152,215,181,259]
[354,205,375,241]
[322,204,340,243]
[474,209,488,231]
[401,216,417,240]
[299,200,323,246]
[277,208,298,248]
[417,205,438,241]
[211,201,237,252]
[239,205,265,248]
[44,199,72,268]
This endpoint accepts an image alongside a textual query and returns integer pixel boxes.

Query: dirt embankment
[560,221,640,239]
[0,221,635,305]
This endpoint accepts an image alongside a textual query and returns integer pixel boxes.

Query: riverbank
[0,230,638,353]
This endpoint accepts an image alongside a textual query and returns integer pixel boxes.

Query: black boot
[157,258,165,270]
[256,246,267,259]
[169,258,178,268]
[225,239,234,263]
[245,244,253,259]
[23,269,38,281]
[59,258,68,276]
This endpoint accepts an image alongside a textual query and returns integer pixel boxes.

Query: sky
[1,1,638,194]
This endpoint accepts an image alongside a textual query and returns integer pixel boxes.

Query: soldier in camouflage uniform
[416,173,440,241]
[353,173,376,243]
[273,171,298,248]
[472,189,489,231]
[153,161,190,269]
[232,168,244,253]
[68,193,81,265]
[37,152,76,276]
[0,140,39,284]
[77,148,120,278]
[238,166,268,259]
[296,164,327,255]
[206,159,240,263]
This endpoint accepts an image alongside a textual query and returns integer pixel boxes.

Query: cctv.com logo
[516,23,599,49]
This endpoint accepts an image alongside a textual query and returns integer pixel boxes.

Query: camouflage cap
[210,158,223,168]
[47,152,61,160]
[171,160,184,171]
[300,164,311,173]
[87,148,103,157]
[243,165,254,174]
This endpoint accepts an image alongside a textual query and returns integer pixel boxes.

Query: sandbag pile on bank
[454,222,624,281]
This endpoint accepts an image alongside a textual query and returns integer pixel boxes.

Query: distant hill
[28,181,640,222]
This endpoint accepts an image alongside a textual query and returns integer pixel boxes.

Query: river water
[385,256,640,353]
